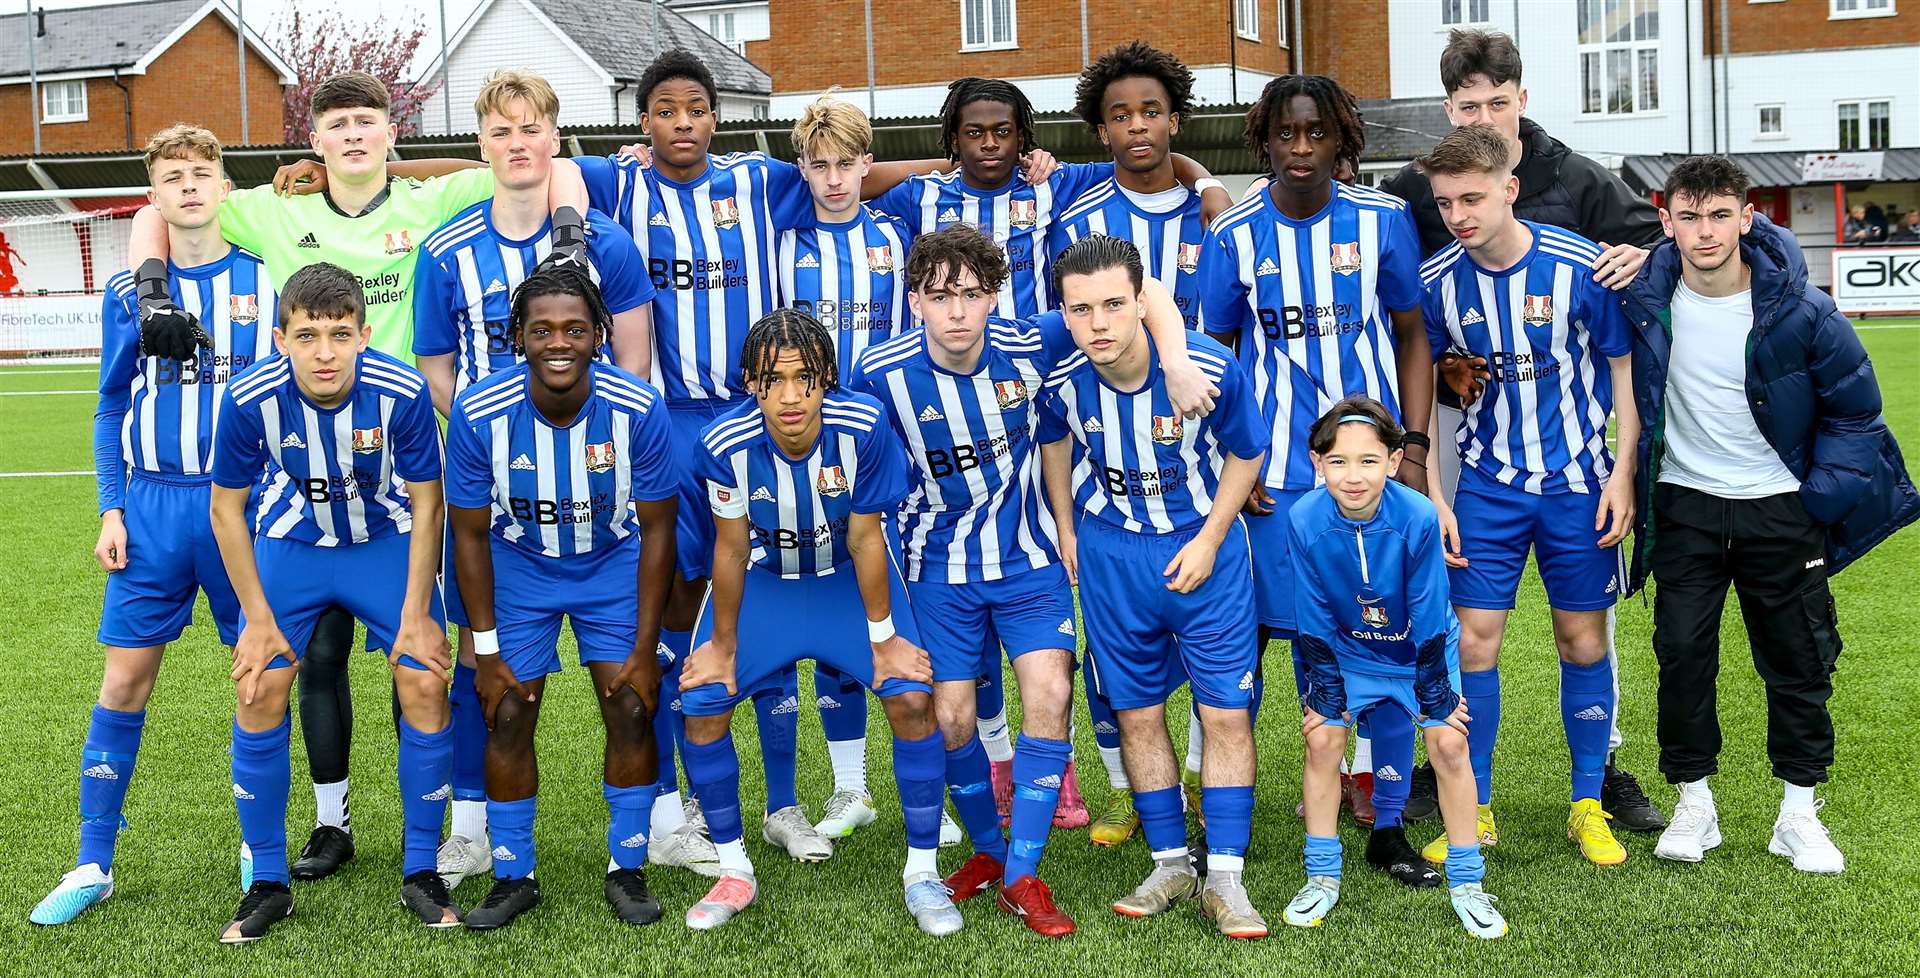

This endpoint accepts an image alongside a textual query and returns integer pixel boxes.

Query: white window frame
[1441,0,1492,25]
[40,79,87,124]
[1829,0,1895,20]
[1236,0,1260,40]
[1756,103,1786,140]
[1577,0,1662,117]
[960,0,1018,52]
[1275,0,1288,45]
[1836,98,1893,150]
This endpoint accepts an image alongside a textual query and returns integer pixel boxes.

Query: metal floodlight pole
[865,0,876,116]
[439,0,452,135]
[28,1,41,156]
[238,0,249,144]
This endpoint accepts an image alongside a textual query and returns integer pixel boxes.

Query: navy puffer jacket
[1620,213,1918,594]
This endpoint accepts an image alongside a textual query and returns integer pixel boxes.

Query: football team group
[28,24,1916,948]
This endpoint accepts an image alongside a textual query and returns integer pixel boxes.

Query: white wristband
[472,628,500,656]
[1193,178,1226,195]
[867,615,896,643]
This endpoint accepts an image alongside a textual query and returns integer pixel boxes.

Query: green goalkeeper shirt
[218,168,493,358]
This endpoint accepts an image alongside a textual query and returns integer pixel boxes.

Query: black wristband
[1402,430,1431,452]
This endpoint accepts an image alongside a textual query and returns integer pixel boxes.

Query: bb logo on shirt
[1177,243,1201,274]
[994,380,1030,409]
[1150,414,1183,445]
[585,441,618,474]
[711,197,741,230]
[230,294,259,325]
[1523,294,1554,326]
[351,427,383,454]
[867,245,894,274]
[384,230,414,256]
[1329,242,1362,275]
[1008,199,1036,229]
[816,465,849,497]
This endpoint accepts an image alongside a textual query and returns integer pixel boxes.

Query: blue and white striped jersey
[696,390,909,579]
[213,349,443,547]
[444,362,679,559]
[1037,332,1268,534]
[94,250,278,513]
[1047,179,1206,330]
[775,207,912,381]
[847,313,1079,583]
[870,162,1113,319]
[412,201,654,398]
[576,151,812,403]
[1198,183,1424,491]
[1419,222,1631,495]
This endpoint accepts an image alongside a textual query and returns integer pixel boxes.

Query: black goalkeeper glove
[540,206,590,274]
[134,258,212,363]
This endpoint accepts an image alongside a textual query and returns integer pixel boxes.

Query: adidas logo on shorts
[618,832,648,849]
[1575,705,1609,721]
[82,763,118,780]
[816,695,840,710]
[511,453,536,471]
[1460,308,1486,327]
[1238,671,1255,691]
[752,487,775,502]
[421,784,452,802]
[492,845,516,861]
[232,783,256,801]
[281,432,305,449]
[770,695,800,716]
[656,641,676,666]
[919,405,944,423]
[1094,721,1117,735]
[1376,765,1403,782]
[1057,619,1075,636]
[1034,773,1062,789]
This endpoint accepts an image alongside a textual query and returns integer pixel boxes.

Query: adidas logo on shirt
[1376,766,1403,782]
[1460,308,1486,327]
[1034,773,1062,789]
[511,454,536,471]
[919,405,944,423]
[82,763,118,781]
[281,432,305,449]
[1057,619,1075,636]
[937,207,962,224]
[1238,671,1255,691]
[492,845,516,861]
[770,695,800,716]
[797,253,820,269]
[618,831,648,849]
[1574,705,1609,721]
[484,278,508,296]
[1255,258,1280,277]
[232,783,256,801]
[297,233,320,249]
[751,486,775,502]
[421,784,452,802]
[649,212,670,227]
[1082,416,1104,433]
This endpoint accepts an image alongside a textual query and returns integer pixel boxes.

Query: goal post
[0,189,146,364]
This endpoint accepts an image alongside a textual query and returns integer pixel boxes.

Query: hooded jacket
[1619,212,1918,594]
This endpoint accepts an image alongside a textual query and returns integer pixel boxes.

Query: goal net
[0,192,143,364]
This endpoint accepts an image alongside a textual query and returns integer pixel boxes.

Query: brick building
[0,0,291,156]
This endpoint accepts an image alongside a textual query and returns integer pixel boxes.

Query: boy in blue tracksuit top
[1285,397,1505,939]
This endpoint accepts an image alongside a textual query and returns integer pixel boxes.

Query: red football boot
[943,852,1005,902]
[1342,772,1377,827]
[998,876,1075,938]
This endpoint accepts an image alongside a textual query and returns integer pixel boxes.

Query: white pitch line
[1856,323,1920,331]
[0,470,91,478]
[0,389,90,395]
[0,369,96,375]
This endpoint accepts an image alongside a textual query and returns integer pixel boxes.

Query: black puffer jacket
[1381,118,1664,258]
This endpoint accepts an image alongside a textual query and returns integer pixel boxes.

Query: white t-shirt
[1117,183,1190,214]
[1659,281,1801,498]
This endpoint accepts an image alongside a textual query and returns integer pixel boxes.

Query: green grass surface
[2,329,1917,976]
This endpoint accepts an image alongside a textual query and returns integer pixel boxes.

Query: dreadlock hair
[938,77,1036,161]
[1243,74,1366,173]
[740,308,839,395]
[508,262,614,356]
[638,48,718,108]
[1073,41,1195,132]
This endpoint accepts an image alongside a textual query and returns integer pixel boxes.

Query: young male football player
[445,266,680,929]
[848,224,1209,937]
[31,125,278,926]
[1041,234,1270,939]
[1284,398,1504,938]
[412,70,659,886]
[1198,75,1435,870]
[1414,124,1638,868]
[676,310,956,935]
[207,263,455,942]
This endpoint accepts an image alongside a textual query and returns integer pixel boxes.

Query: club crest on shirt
[585,440,618,473]
[994,380,1030,409]
[229,293,259,324]
[816,464,849,497]
[383,230,414,255]
[1150,414,1183,445]
[711,197,741,230]
[1177,242,1202,274]
[1523,293,1554,325]
[866,245,894,274]
[351,427,383,454]
[1329,241,1362,275]
[1358,597,1389,630]
[1008,198,1036,229]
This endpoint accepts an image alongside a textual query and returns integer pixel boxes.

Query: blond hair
[789,90,872,162]
[142,123,222,175]
[1417,124,1511,178]
[474,68,560,126]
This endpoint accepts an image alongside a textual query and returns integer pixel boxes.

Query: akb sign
[1831,247,1920,315]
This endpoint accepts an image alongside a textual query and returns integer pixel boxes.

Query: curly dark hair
[904,224,1010,295]
[508,263,613,356]
[1073,41,1194,132]
[1243,74,1366,172]
[938,77,1036,161]
[741,308,839,393]
[638,48,717,109]
[1663,155,1752,208]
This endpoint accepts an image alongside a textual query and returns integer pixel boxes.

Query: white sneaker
[30,864,113,925]
[814,790,878,838]
[683,796,711,838]
[1770,800,1844,874]
[763,805,834,862]
[650,822,723,877]
[1654,797,1721,863]
[435,833,493,888]
[939,807,963,847]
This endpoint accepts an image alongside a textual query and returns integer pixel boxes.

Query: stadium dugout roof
[0,97,1451,195]
[0,0,294,85]
[1622,148,1920,193]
